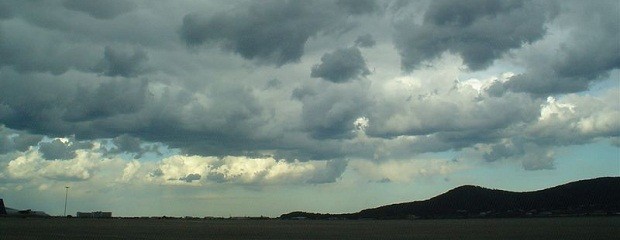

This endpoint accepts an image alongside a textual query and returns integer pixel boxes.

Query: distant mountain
[281,177,620,219]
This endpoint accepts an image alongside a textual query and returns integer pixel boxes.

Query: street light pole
[64,186,69,217]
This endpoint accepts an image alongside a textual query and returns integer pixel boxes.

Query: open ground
[1,217,618,239]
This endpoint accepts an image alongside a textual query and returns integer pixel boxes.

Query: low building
[77,211,112,218]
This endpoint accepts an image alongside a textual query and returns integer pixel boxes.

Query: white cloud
[350,158,465,183]
[120,160,141,182]
[148,155,346,185]
[528,89,620,145]
[462,72,515,93]
[5,149,110,181]
[539,96,576,121]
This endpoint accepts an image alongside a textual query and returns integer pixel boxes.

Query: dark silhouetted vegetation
[281,177,620,220]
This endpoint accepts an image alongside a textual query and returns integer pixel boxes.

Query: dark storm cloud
[299,82,371,139]
[491,0,620,95]
[112,135,142,153]
[0,1,13,20]
[291,87,316,101]
[0,24,96,75]
[64,79,148,122]
[268,138,347,162]
[0,135,11,154]
[179,0,358,66]
[307,159,348,183]
[0,0,179,58]
[0,126,43,154]
[336,0,380,15]
[354,34,376,48]
[424,0,524,27]
[38,138,93,160]
[0,65,273,159]
[179,173,201,183]
[63,0,136,20]
[0,0,506,164]
[11,134,43,152]
[0,71,76,135]
[311,47,370,83]
[38,139,77,160]
[394,0,555,71]
[0,0,616,177]
[104,134,159,159]
[0,70,148,139]
[366,91,541,139]
[0,1,170,77]
[93,46,148,78]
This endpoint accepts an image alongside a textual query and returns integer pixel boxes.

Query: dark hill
[280,177,620,219]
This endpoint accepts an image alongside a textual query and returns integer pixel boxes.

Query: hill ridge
[281,177,620,219]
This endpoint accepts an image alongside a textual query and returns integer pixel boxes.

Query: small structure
[1,199,49,217]
[77,211,112,218]
[0,199,7,215]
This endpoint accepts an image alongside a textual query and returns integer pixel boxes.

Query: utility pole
[64,186,69,217]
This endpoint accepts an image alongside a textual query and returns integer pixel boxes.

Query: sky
[0,0,618,217]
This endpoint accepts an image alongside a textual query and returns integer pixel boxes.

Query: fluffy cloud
[5,150,104,181]
[151,155,347,185]
[491,0,620,95]
[179,0,366,66]
[120,160,141,182]
[394,0,555,71]
[311,47,370,83]
[367,85,540,138]
[298,81,372,140]
[482,138,555,170]
[1,147,349,186]
[479,89,620,170]
[527,92,620,146]
[355,58,538,141]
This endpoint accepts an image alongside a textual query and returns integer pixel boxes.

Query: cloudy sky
[0,0,618,217]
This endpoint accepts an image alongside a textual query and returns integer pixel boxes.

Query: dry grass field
[1,217,618,239]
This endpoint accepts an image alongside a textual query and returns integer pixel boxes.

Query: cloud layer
[0,0,618,216]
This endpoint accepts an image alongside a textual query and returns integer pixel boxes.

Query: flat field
[1,217,618,239]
